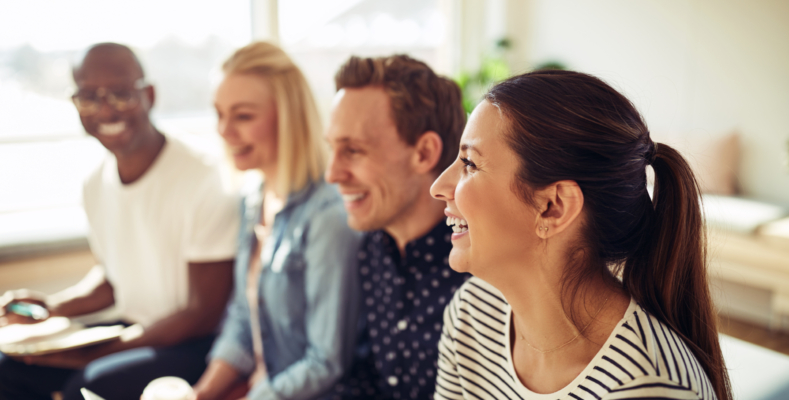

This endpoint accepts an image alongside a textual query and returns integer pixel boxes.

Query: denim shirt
[209,178,362,400]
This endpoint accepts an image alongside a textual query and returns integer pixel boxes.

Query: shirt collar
[374,218,452,263]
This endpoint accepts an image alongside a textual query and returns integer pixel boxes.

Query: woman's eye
[235,114,254,121]
[460,157,477,171]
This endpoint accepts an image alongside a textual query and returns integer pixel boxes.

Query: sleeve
[602,375,704,400]
[249,201,362,400]
[434,289,465,400]
[184,168,240,262]
[207,197,256,376]
[207,283,257,375]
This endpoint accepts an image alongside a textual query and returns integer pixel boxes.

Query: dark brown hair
[335,55,466,172]
[486,70,731,400]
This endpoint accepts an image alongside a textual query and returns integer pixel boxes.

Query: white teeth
[342,193,365,202]
[446,217,468,233]
[97,122,126,136]
[451,224,468,233]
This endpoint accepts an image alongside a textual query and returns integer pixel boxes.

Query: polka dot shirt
[324,222,469,400]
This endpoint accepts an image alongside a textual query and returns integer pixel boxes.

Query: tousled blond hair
[223,41,325,195]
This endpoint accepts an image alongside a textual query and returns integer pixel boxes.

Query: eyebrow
[327,137,368,146]
[230,102,259,111]
[460,143,483,156]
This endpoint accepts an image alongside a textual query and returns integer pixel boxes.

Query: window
[0,0,453,254]
[0,0,251,253]
[278,0,448,117]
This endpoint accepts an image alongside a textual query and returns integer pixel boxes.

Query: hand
[0,289,50,326]
[15,341,114,369]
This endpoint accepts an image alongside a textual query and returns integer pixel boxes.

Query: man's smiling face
[73,47,154,156]
[324,86,424,232]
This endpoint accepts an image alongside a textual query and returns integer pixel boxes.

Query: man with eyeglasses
[0,43,239,400]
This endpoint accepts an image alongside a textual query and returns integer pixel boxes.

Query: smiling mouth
[341,193,366,203]
[97,122,126,136]
[229,145,253,156]
[446,216,468,233]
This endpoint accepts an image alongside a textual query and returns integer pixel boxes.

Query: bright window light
[0,0,251,218]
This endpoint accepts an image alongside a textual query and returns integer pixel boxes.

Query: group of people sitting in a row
[0,41,730,400]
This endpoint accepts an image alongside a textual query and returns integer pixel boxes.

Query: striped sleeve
[602,375,703,399]
[435,289,465,400]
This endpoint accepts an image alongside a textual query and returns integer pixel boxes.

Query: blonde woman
[192,42,362,400]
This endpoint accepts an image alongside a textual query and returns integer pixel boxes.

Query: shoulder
[298,181,357,240]
[297,180,347,225]
[166,135,238,197]
[445,277,509,332]
[303,180,343,212]
[592,302,714,399]
[450,277,507,308]
[163,134,228,184]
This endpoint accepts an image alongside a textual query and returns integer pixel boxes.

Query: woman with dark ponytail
[430,70,731,400]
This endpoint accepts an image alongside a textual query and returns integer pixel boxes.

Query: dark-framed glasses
[71,79,149,116]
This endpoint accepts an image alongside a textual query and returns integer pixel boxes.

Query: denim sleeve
[208,283,257,376]
[249,200,362,400]
[207,197,257,375]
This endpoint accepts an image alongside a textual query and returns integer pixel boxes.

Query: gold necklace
[516,296,611,354]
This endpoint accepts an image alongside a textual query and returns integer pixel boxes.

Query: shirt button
[397,320,408,331]
[388,376,398,386]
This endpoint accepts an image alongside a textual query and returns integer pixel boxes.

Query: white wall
[526,0,789,205]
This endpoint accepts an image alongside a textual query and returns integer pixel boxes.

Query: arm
[434,292,464,400]
[125,168,239,349]
[196,265,258,400]
[110,259,234,350]
[249,202,361,400]
[21,260,233,369]
[1,265,114,325]
[193,359,244,400]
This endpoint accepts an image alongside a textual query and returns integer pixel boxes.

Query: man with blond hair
[322,55,469,399]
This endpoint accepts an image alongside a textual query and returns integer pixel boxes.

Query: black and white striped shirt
[435,277,716,400]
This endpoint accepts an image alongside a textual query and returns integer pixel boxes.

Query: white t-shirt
[435,277,716,400]
[83,135,239,327]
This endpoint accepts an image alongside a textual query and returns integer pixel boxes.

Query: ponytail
[486,70,732,400]
[624,143,732,400]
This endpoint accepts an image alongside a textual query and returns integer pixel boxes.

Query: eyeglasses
[71,79,149,116]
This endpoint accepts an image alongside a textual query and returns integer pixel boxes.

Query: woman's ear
[533,181,584,238]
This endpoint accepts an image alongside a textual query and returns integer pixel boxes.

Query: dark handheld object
[7,301,50,320]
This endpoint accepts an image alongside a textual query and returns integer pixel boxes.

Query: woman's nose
[217,120,233,139]
[430,163,456,201]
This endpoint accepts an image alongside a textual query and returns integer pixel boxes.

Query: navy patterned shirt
[324,221,469,400]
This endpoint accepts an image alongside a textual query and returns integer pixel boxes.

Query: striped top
[434,277,716,400]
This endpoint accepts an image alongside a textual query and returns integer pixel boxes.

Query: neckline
[109,137,171,191]
[503,297,638,399]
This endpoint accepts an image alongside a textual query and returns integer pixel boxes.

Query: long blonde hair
[222,41,325,195]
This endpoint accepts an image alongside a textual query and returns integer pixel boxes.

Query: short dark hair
[73,42,145,81]
[335,55,465,173]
